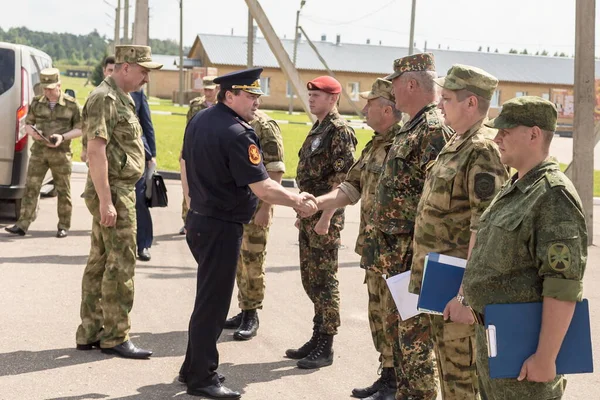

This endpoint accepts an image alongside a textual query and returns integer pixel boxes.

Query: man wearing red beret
[285,76,357,369]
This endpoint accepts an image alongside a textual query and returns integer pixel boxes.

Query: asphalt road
[0,173,598,400]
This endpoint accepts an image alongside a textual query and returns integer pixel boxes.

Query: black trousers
[135,169,153,251]
[180,212,242,389]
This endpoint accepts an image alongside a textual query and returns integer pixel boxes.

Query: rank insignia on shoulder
[248,144,261,165]
[333,158,345,172]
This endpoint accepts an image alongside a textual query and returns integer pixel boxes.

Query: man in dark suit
[131,89,156,261]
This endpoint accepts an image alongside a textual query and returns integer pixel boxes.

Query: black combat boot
[224,311,243,329]
[285,327,320,359]
[233,309,259,341]
[296,334,334,369]
[352,367,394,398]
[362,371,397,400]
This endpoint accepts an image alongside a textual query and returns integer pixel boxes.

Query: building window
[348,82,360,101]
[286,81,297,98]
[515,91,527,97]
[260,77,270,96]
[490,90,501,108]
[542,93,550,101]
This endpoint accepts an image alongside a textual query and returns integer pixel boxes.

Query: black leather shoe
[224,312,243,329]
[187,382,241,399]
[178,373,225,384]
[233,310,259,341]
[56,229,68,238]
[138,248,151,261]
[5,225,25,236]
[76,340,100,351]
[179,226,186,235]
[101,340,152,359]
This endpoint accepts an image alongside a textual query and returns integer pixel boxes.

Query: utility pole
[179,0,184,106]
[289,0,305,114]
[572,0,596,244]
[114,0,121,50]
[245,0,315,122]
[408,0,416,54]
[299,26,363,118]
[133,0,149,45]
[123,0,129,44]
[247,10,254,68]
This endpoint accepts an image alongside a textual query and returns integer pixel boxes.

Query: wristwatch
[456,293,469,307]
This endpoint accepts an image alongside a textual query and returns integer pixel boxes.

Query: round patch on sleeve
[474,172,496,199]
[248,144,261,165]
[333,158,345,172]
[547,243,572,272]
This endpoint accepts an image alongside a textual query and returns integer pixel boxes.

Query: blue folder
[417,253,466,314]
[485,299,594,379]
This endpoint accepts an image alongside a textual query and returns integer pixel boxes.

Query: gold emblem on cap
[232,80,261,91]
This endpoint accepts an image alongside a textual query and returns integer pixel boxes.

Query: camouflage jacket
[464,160,587,314]
[26,92,82,153]
[296,110,357,227]
[410,119,509,294]
[186,96,213,123]
[248,110,286,222]
[339,123,401,256]
[363,103,451,275]
[82,76,145,193]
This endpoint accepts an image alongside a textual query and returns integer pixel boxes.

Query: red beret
[307,76,342,94]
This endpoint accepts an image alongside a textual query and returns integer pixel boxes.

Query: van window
[0,48,15,96]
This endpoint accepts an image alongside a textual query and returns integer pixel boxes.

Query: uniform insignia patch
[248,144,261,165]
[474,173,496,199]
[333,158,345,172]
[311,137,321,152]
[548,243,572,272]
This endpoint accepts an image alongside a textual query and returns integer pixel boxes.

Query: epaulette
[64,94,77,103]
[545,170,567,188]
[331,117,347,129]
[106,92,116,101]
[235,117,253,131]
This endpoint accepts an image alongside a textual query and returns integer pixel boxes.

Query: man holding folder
[410,65,509,399]
[463,97,587,399]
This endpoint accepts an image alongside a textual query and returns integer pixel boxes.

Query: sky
[3,0,600,56]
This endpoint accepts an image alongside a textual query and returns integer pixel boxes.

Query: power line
[303,0,397,26]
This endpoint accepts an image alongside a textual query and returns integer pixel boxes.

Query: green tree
[90,56,106,86]
[520,49,528,54]
[509,48,518,54]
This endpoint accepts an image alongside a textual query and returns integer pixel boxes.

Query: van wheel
[14,199,22,220]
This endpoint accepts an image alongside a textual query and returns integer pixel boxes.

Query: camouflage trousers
[430,314,478,399]
[236,220,270,310]
[298,219,341,336]
[76,187,137,348]
[17,148,72,231]
[474,324,565,400]
[387,308,437,399]
[365,269,394,368]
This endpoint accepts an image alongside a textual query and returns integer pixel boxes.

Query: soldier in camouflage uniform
[5,68,82,238]
[75,45,162,359]
[463,96,587,400]
[315,78,403,398]
[410,65,509,400]
[285,75,357,370]
[361,53,452,400]
[224,110,286,341]
[180,76,218,234]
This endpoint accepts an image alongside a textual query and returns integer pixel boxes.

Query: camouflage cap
[385,52,435,81]
[114,45,163,70]
[485,96,558,132]
[203,75,217,90]
[359,78,395,102]
[40,68,61,89]
[434,64,498,100]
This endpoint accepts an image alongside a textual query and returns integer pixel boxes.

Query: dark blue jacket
[131,90,156,161]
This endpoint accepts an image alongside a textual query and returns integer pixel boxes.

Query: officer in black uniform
[179,67,317,399]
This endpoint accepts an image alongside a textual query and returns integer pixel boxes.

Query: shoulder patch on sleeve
[547,242,572,272]
[474,172,496,199]
[248,144,261,165]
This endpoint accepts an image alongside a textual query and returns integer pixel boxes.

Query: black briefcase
[147,173,168,208]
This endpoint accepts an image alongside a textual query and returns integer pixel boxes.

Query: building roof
[151,54,200,71]
[195,33,600,85]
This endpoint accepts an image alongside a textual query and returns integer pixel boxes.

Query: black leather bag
[147,173,168,208]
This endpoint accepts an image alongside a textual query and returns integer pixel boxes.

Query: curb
[72,162,298,188]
